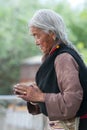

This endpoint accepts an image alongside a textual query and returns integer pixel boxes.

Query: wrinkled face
[30,26,55,54]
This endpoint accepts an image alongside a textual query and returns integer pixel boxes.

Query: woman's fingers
[13,84,28,95]
[14,88,27,95]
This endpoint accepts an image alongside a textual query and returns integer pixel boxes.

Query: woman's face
[30,26,55,54]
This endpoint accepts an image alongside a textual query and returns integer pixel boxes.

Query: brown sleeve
[45,53,83,121]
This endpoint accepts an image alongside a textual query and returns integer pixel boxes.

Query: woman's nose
[35,38,40,45]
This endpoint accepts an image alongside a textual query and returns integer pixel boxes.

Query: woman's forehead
[30,26,48,36]
[30,26,42,32]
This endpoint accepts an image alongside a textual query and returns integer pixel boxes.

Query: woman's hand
[13,82,45,103]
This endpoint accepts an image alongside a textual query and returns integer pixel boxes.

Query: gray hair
[28,9,80,56]
[28,9,72,46]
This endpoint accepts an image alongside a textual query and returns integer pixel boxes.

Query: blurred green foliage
[0,0,87,94]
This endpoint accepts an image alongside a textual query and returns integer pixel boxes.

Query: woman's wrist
[39,93,46,102]
[30,102,37,105]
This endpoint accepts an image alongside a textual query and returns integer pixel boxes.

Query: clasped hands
[13,82,45,103]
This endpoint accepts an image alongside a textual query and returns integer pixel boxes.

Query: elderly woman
[14,9,87,130]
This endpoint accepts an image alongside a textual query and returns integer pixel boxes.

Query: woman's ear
[49,31,56,41]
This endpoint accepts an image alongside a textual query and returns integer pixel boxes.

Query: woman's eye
[35,35,41,39]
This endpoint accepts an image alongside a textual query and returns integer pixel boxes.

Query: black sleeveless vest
[35,44,87,117]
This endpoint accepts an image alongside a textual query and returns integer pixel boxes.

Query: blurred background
[0,0,87,95]
[0,0,87,129]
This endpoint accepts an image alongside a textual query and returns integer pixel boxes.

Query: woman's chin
[40,47,48,54]
[41,49,47,54]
